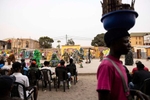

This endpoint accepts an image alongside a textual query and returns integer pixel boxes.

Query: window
[139,37,141,40]
[26,41,29,48]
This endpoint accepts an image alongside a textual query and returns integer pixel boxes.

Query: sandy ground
[37,75,98,100]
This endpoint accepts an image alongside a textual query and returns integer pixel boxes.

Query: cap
[32,61,36,64]
[0,75,16,90]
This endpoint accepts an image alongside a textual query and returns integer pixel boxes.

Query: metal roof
[130,32,150,36]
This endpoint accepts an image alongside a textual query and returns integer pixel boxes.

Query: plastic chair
[130,89,150,100]
[11,82,34,100]
[28,69,40,89]
[55,67,69,92]
[40,69,55,91]
[140,78,150,96]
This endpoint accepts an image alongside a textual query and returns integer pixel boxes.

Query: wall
[130,36,144,46]
[133,47,147,59]
[61,45,81,56]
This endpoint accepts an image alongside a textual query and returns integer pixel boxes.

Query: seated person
[0,57,10,75]
[28,61,41,86]
[40,61,54,74]
[55,60,71,86]
[66,58,78,81]
[0,75,21,100]
[12,62,38,100]
[129,63,150,90]
[21,59,28,76]
[132,60,149,74]
[28,61,41,78]
[0,56,5,68]
[40,61,54,88]
[0,56,10,70]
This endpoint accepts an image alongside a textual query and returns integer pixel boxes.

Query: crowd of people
[0,55,78,100]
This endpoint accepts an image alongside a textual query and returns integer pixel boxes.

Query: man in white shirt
[12,62,38,100]
[40,61,54,88]
[40,61,54,73]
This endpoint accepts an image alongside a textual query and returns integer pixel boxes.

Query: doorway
[137,49,141,59]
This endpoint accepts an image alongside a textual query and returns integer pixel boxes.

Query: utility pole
[66,34,68,45]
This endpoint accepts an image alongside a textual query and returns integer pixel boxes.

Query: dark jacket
[132,70,150,89]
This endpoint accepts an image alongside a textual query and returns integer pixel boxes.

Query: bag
[103,58,150,100]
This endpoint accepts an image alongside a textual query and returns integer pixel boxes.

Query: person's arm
[97,90,110,100]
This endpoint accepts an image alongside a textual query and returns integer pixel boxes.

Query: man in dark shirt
[66,58,78,81]
[130,63,150,90]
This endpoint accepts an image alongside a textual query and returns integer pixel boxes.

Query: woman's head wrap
[104,28,130,47]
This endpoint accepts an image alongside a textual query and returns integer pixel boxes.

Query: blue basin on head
[101,10,138,30]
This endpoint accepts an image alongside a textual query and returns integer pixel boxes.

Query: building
[0,40,7,50]
[130,32,150,58]
[130,32,150,46]
[144,34,150,45]
[3,38,40,50]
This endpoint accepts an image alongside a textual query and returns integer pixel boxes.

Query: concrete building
[130,32,150,46]
[0,40,8,50]
[3,38,39,50]
[130,32,150,58]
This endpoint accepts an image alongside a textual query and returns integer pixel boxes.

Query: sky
[0,0,150,47]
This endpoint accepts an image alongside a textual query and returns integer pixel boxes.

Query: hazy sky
[0,0,150,47]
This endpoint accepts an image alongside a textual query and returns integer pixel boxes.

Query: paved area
[4,58,149,100]
[5,58,150,74]
[56,58,150,74]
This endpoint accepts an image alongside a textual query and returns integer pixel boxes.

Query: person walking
[97,29,131,100]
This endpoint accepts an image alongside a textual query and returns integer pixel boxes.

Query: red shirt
[132,67,149,74]
[97,55,129,100]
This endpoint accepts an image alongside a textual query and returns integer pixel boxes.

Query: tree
[91,33,106,46]
[66,38,75,45]
[39,36,54,48]
[57,40,61,49]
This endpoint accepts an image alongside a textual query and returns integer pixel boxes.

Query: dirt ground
[38,75,98,100]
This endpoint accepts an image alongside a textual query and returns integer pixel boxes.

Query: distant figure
[88,48,91,63]
[7,51,15,65]
[1,51,6,62]
[99,51,104,61]
[62,51,69,63]
[42,52,45,60]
